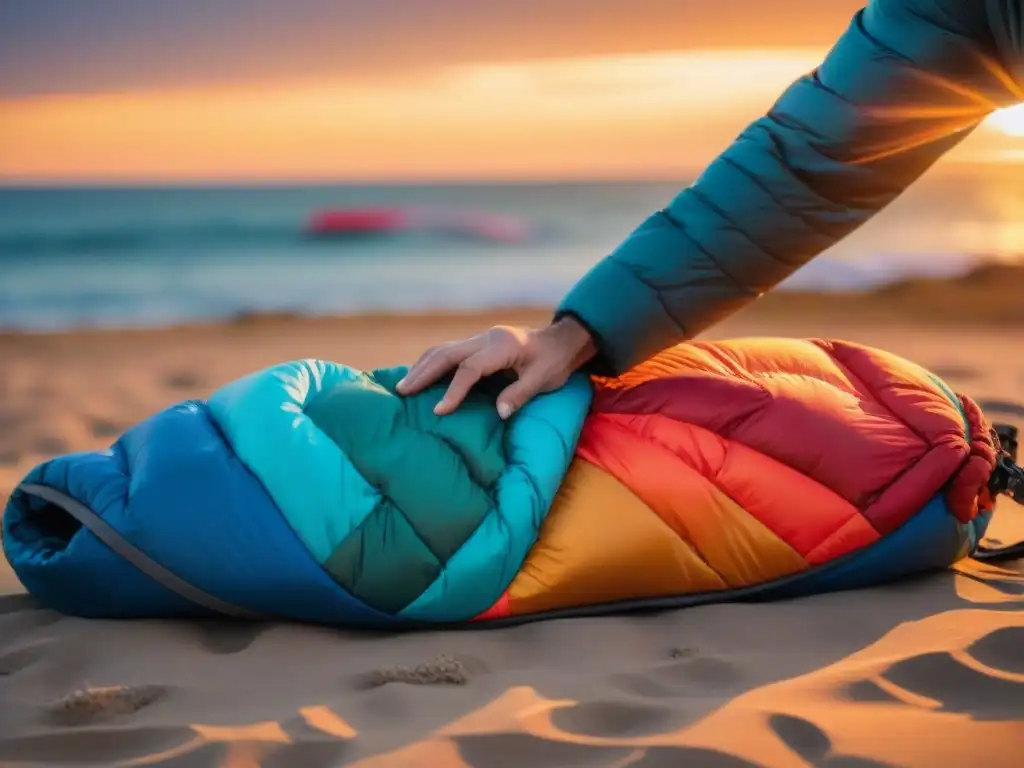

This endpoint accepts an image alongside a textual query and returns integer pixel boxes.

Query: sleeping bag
[3,337,1022,627]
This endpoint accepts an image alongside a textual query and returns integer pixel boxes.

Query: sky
[1,0,1021,182]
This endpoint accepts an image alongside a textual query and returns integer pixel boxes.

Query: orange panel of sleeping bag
[505,458,726,615]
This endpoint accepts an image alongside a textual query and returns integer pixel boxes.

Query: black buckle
[990,455,1024,504]
[975,423,1023,562]
[994,424,1018,463]
[989,423,1023,504]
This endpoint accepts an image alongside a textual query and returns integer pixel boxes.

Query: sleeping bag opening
[4,486,84,562]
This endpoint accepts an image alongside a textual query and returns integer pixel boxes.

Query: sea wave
[0,218,536,258]
[0,221,314,257]
[0,250,995,333]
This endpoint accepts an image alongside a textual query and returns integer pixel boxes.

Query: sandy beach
[2,276,1023,767]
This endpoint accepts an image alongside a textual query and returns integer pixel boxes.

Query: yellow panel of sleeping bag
[505,458,725,616]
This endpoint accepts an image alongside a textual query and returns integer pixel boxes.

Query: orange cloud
[0,50,824,182]
[2,48,1017,183]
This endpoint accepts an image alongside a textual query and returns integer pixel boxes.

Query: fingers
[396,338,481,396]
[495,368,546,420]
[433,350,501,415]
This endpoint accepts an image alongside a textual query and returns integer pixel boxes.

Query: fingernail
[433,399,447,415]
[396,376,407,392]
[497,402,513,420]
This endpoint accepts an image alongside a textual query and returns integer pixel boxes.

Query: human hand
[395,317,596,419]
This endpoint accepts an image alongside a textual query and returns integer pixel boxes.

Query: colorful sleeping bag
[3,338,1022,627]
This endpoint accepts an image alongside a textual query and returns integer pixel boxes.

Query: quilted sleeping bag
[1,338,1017,627]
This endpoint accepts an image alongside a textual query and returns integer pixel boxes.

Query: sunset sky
[2,0,1022,182]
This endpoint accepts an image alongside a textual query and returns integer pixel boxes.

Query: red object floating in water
[306,206,531,243]
[306,208,410,236]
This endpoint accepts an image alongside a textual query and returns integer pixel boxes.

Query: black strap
[973,424,1024,563]
[994,424,1019,463]
[973,540,1024,563]
[989,454,1024,504]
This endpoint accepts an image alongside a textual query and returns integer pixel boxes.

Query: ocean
[1,168,1021,332]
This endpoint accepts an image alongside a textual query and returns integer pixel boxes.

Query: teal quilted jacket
[558,0,1023,374]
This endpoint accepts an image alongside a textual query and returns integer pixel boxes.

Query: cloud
[0,50,827,182]
[0,0,865,98]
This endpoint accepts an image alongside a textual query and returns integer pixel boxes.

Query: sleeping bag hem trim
[452,493,987,630]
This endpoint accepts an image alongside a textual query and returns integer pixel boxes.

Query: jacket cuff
[554,257,683,376]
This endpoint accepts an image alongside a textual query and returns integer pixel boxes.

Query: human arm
[557,0,1021,374]
[398,0,1021,414]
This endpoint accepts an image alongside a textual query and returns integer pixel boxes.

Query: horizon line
[0,160,1008,191]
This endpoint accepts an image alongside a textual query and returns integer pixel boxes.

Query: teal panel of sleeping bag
[399,370,592,622]
[209,359,592,622]
[208,360,381,564]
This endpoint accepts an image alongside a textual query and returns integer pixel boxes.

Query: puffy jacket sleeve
[556,0,1022,375]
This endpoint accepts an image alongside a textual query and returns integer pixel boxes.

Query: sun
[986,104,1024,137]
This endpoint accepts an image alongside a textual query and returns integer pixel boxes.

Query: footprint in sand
[453,733,638,768]
[354,653,477,690]
[548,651,752,759]
[632,747,767,767]
[0,640,52,677]
[767,713,890,768]
[0,595,62,626]
[257,713,359,768]
[609,650,745,700]
[2,704,355,767]
[189,619,270,655]
[550,699,692,740]
[453,733,764,768]
[0,725,192,766]
[42,684,169,727]
[970,626,1024,675]
[843,626,1024,720]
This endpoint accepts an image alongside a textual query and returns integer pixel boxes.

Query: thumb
[496,368,545,420]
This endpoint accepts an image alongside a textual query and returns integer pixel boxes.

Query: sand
[1,295,1023,766]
